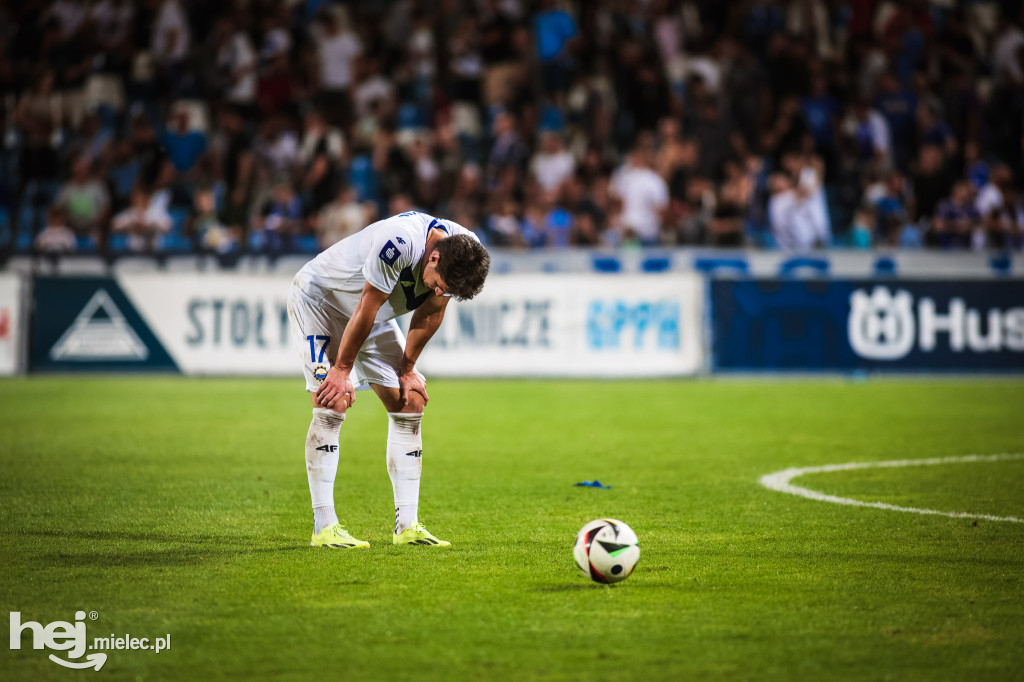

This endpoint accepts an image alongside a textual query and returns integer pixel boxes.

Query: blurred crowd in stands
[3,0,1024,255]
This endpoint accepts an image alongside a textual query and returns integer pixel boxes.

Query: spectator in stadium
[873,72,918,172]
[54,156,110,240]
[314,186,363,249]
[486,110,529,193]
[34,206,77,252]
[609,140,669,247]
[533,0,577,102]
[151,0,191,97]
[868,172,910,247]
[709,160,752,247]
[484,198,524,247]
[214,15,258,119]
[297,109,345,213]
[15,69,61,199]
[255,180,304,254]
[975,165,1023,250]
[111,186,172,251]
[162,109,207,176]
[930,180,979,250]
[211,106,254,235]
[768,160,830,252]
[192,187,238,254]
[312,6,361,130]
[911,144,954,223]
[105,140,141,213]
[529,131,575,194]
[843,98,892,172]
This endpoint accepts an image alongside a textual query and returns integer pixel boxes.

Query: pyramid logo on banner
[50,289,149,361]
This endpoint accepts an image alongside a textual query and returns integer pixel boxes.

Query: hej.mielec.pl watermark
[10,610,171,671]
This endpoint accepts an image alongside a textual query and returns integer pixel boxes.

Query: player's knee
[403,392,427,413]
[310,393,351,413]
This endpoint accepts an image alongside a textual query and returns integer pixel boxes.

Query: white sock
[387,412,423,534]
[306,408,345,533]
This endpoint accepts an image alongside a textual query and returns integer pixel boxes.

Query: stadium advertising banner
[117,273,295,375]
[415,274,705,377]
[711,279,1024,371]
[31,277,180,372]
[0,272,23,375]
[29,273,704,377]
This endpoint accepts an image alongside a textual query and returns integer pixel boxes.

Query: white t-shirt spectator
[530,150,575,192]
[769,184,830,251]
[35,224,77,252]
[218,32,257,104]
[994,25,1024,85]
[318,32,361,91]
[258,131,299,173]
[90,0,133,48]
[354,75,394,119]
[50,0,86,40]
[976,182,1004,217]
[317,200,364,249]
[152,0,190,64]
[610,164,669,241]
[112,203,172,251]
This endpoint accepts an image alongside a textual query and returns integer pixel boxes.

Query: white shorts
[287,283,414,393]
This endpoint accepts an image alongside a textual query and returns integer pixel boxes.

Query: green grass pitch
[1,377,1023,681]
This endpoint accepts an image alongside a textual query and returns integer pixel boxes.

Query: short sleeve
[362,228,413,294]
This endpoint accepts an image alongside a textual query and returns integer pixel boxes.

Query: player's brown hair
[434,234,490,300]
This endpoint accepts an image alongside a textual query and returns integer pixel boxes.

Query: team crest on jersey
[313,365,328,382]
[379,240,400,265]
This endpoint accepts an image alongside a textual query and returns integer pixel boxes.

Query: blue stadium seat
[990,253,1012,276]
[169,207,189,236]
[693,257,749,275]
[16,202,36,250]
[295,235,319,253]
[108,234,130,252]
[75,235,98,251]
[0,207,10,246]
[158,233,193,251]
[640,255,671,272]
[778,257,830,277]
[873,256,897,275]
[592,255,621,273]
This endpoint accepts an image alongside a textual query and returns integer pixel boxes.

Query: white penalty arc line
[759,453,1024,523]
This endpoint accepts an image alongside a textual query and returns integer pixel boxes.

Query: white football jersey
[294,212,478,323]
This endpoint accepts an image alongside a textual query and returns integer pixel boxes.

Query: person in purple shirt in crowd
[930,180,979,249]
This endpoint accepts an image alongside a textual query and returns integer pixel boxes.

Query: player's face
[423,256,450,297]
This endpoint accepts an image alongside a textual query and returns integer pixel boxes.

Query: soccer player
[287,211,490,548]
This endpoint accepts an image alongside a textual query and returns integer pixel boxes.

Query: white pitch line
[759,454,1024,523]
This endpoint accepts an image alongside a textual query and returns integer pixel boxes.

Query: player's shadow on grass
[9,528,310,568]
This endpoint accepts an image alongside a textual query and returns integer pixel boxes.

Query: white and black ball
[573,518,640,584]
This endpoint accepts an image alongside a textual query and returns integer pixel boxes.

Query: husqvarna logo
[848,287,916,360]
[848,287,1024,360]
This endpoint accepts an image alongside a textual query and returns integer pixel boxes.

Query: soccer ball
[573,518,640,584]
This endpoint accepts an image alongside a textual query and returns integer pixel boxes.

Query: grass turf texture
[1,377,1022,681]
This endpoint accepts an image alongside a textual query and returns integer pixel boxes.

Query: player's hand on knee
[399,371,429,408]
[316,366,355,410]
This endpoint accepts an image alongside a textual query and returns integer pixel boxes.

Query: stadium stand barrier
[3,249,1021,376]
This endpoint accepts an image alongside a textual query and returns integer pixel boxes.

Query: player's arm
[314,282,390,409]
[398,294,450,407]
